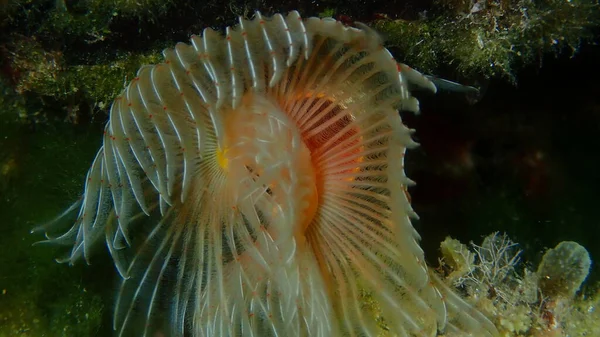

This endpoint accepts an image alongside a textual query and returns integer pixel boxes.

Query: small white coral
[448,232,522,304]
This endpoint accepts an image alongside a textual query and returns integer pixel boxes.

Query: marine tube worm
[35,11,499,337]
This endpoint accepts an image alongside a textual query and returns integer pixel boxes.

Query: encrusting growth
[34,11,498,337]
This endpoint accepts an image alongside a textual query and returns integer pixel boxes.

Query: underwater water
[1,1,599,336]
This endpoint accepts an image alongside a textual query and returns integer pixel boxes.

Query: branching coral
[441,232,523,305]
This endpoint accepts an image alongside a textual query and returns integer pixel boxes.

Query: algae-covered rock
[440,236,475,284]
[375,0,600,82]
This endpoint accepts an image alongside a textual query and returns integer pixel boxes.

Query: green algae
[375,0,599,82]
[1,0,597,127]
[1,0,169,125]
[4,33,162,121]
[0,85,110,335]
[0,269,104,337]
[537,241,591,299]
[80,0,174,18]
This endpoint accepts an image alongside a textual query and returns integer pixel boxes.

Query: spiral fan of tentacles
[36,11,499,337]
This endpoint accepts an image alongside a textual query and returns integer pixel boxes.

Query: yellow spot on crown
[216,147,229,170]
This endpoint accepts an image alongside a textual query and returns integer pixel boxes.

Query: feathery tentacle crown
[37,11,498,337]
